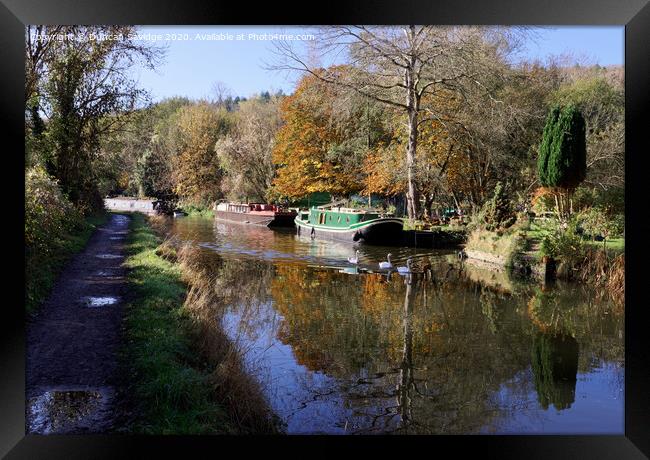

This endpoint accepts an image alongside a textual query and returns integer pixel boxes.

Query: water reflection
[167,217,624,434]
[531,333,579,411]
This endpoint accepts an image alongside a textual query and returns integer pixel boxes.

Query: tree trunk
[406,107,419,220]
[423,193,434,220]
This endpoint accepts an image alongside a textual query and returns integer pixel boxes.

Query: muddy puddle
[82,296,119,307]
[27,387,114,434]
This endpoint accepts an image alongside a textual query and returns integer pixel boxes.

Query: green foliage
[572,186,624,215]
[122,214,232,434]
[577,207,624,241]
[215,96,282,202]
[539,219,585,264]
[480,182,516,231]
[25,167,82,254]
[551,76,623,133]
[25,167,107,312]
[173,103,233,206]
[538,105,587,191]
[178,203,215,218]
[531,332,579,411]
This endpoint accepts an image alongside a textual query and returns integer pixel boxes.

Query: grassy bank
[464,225,527,267]
[122,213,278,434]
[26,212,108,314]
[464,218,624,305]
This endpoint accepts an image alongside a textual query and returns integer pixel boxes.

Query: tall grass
[575,247,624,306]
[122,213,279,434]
[175,242,281,433]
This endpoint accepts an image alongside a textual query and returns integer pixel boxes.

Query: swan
[396,258,413,274]
[348,250,360,265]
[379,253,393,270]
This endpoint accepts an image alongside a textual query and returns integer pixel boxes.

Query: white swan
[379,253,393,270]
[396,258,413,274]
[348,250,360,264]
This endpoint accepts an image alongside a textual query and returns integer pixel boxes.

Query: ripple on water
[96,254,122,259]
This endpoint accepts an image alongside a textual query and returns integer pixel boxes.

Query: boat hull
[215,210,296,227]
[295,217,404,245]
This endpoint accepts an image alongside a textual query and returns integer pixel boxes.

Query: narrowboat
[214,201,297,227]
[295,205,404,245]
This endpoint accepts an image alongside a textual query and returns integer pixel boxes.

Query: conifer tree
[537,105,587,219]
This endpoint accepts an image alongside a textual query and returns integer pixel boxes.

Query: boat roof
[313,205,380,214]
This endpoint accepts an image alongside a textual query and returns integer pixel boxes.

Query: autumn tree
[172,102,232,206]
[271,26,525,219]
[101,97,189,198]
[271,72,389,200]
[215,95,283,201]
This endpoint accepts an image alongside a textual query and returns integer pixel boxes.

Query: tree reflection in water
[531,333,579,411]
[167,218,624,434]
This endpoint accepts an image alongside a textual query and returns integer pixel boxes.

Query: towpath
[25,213,131,434]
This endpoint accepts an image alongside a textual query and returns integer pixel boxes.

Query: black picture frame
[2,0,649,457]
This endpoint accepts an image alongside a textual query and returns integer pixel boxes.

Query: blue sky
[131,26,624,102]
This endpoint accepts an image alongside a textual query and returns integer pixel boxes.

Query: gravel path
[25,213,131,434]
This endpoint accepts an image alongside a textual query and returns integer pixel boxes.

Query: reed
[123,213,280,434]
[576,247,624,306]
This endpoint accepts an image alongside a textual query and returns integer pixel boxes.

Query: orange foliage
[362,145,406,196]
[272,71,365,199]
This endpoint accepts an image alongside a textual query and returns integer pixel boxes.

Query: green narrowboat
[295,205,404,245]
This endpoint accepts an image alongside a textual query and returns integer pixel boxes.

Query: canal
[167,216,624,435]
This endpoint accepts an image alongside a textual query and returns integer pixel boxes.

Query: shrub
[577,207,625,241]
[480,182,516,231]
[465,224,527,267]
[25,167,99,312]
[25,167,83,255]
[539,219,585,265]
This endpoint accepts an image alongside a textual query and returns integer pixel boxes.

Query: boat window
[319,213,325,225]
[346,216,350,223]
[337,216,341,223]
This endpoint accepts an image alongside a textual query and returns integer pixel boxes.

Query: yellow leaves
[272,73,366,199]
[362,143,405,196]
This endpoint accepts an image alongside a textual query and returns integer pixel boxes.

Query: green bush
[538,105,587,190]
[25,167,83,256]
[25,166,104,313]
[539,219,585,264]
[473,182,516,232]
[572,186,624,215]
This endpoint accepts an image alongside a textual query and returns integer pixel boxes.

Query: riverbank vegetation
[25,26,623,298]
[122,213,278,433]
[25,28,621,225]
[23,25,625,434]
[25,167,107,313]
